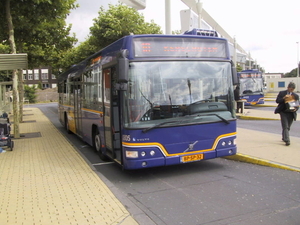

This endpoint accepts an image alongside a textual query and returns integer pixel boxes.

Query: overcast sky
[66,0,300,73]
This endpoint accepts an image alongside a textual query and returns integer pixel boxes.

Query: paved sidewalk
[0,108,139,225]
[228,106,300,172]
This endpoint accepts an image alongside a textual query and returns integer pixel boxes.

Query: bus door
[73,80,82,137]
[102,67,122,163]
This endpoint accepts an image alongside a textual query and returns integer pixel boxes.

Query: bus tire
[65,114,72,134]
[93,129,109,161]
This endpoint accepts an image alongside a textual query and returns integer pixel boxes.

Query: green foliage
[0,70,12,82]
[59,3,163,73]
[59,40,96,73]
[0,44,10,54]
[236,64,243,72]
[284,68,297,77]
[0,0,78,71]
[24,85,37,103]
[89,3,162,51]
[172,30,181,35]
[37,82,43,90]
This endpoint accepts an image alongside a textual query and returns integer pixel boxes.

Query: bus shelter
[0,54,28,115]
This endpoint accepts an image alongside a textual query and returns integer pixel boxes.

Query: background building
[22,67,57,89]
[264,77,300,93]
[264,73,283,79]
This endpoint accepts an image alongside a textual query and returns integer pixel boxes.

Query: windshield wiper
[185,113,230,124]
[205,113,230,124]
[142,120,183,133]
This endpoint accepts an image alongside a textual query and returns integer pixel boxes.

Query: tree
[59,40,96,72]
[0,44,11,82]
[5,0,20,138]
[1,0,78,137]
[236,64,243,72]
[59,3,163,72]
[38,81,43,90]
[0,0,78,72]
[24,85,37,103]
[284,68,297,77]
[89,3,162,52]
[172,30,181,35]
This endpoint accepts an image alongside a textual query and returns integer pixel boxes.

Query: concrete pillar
[165,0,171,34]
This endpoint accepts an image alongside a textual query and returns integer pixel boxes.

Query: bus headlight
[126,151,138,158]
[141,151,146,157]
[221,139,236,147]
[150,150,155,156]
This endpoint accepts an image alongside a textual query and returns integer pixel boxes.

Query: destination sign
[239,73,262,78]
[133,37,228,58]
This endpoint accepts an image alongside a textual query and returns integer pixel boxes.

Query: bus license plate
[182,154,204,163]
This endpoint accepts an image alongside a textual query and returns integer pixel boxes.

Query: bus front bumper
[123,147,237,170]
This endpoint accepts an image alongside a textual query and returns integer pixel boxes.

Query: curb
[237,115,279,120]
[224,153,300,173]
[252,104,277,107]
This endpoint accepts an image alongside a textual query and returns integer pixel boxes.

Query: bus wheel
[93,129,109,161]
[65,115,72,134]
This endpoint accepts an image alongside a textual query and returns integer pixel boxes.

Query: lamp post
[233,36,237,67]
[248,52,251,70]
[165,0,171,34]
[196,0,202,29]
[297,42,299,78]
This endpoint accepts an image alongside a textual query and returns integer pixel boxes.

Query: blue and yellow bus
[237,69,264,105]
[58,32,238,170]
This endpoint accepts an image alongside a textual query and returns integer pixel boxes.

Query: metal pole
[196,0,202,29]
[248,52,251,70]
[296,42,299,91]
[165,0,171,34]
[233,36,237,67]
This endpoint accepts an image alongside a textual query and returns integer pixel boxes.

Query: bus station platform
[0,108,139,225]
[0,106,299,224]
[232,107,300,172]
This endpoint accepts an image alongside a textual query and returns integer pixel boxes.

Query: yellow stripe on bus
[122,132,236,157]
[60,104,103,114]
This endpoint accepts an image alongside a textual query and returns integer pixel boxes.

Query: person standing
[234,85,242,113]
[274,82,299,146]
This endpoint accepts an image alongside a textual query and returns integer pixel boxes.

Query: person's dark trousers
[279,112,294,143]
[236,102,243,113]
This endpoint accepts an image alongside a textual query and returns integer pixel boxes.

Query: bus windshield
[240,77,264,95]
[123,61,234,128]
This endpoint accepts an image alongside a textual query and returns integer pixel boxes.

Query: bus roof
[183,28,219,37]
